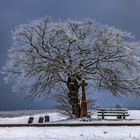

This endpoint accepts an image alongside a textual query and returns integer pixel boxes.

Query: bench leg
[123,113,125,119]
[123,116,125,119]
[102,113,104,119]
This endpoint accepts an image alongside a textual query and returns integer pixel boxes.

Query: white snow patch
[0,110,139,140]
[0,126,140,140]
[0,110,139,124]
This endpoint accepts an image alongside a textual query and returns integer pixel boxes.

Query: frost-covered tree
[3,16,140,118]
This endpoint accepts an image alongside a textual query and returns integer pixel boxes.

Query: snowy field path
[0,110,139,140]
[0,126,140,140]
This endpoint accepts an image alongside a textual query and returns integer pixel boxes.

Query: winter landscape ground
[0,110,139,140]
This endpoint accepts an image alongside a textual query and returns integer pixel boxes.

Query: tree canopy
[3,16,140,98]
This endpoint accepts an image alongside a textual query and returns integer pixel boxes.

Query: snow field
[0,110,139,140]
[0,112,67,124]
[0,110,139,124]
[0,126,140,140]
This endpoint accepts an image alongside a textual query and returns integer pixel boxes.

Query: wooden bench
[97,108,129,119]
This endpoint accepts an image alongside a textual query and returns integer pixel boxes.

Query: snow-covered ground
[0,111,67,124]
[0,110,139,140]
[0,126,140,140]
[0,110,139,124]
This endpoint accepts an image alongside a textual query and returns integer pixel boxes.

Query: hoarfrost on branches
[3,16,140,98]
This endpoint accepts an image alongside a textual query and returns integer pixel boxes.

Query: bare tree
[55,88,96,118]
[55,88,73,118]
[3,16,140,118]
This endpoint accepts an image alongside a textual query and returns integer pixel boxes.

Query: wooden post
[44,115,49,122]
[28,117,34,124]
[80,80,88,117]
[38,116,44,123]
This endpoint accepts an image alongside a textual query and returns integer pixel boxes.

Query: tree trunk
[67,76,81,118]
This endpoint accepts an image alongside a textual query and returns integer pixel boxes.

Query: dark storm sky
[0,0,140,111]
